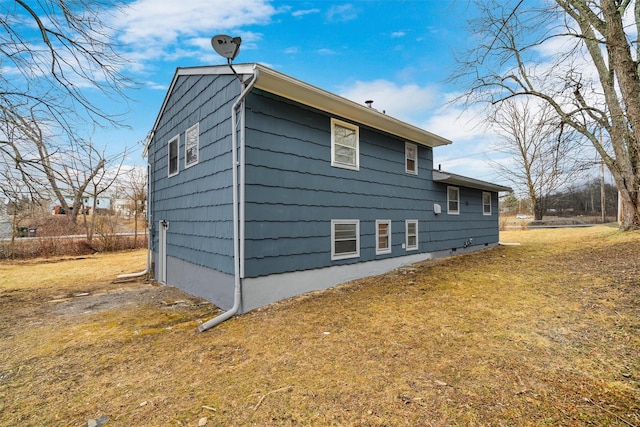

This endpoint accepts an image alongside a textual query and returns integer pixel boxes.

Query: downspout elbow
[197,284,241,332]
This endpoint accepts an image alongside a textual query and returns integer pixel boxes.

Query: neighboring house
[113,199,131,217]
[114,198,147,218]
[51,194,111,215]
[145,63,511,316]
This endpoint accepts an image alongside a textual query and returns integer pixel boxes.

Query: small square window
[406,220,418,251]
[185,122,199,168]
[331,219,360,260]
[405,142,417,174]
[448,186,460,214]
[483,192,492,215]
[168,136,179,177]
[376,220,392,255]
[331,119,359,170]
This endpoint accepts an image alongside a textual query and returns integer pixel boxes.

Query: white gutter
[198,67,258,332]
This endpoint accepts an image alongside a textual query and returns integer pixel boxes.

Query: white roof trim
[433,170,512,192]
[251,64,451,148]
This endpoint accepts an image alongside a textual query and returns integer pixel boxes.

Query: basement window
[331,118,359,170]
[483,192,492,215]
[376,220,392,255]
[331,219,360,260]
[405,220,418,251]
[168,135,179,177]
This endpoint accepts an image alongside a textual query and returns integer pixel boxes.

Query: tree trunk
[600,1,640,229]
[533,201,545,221]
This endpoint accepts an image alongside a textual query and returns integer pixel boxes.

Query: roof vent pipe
[365,100,373,108]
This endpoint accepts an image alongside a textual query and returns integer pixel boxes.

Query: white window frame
[405,142,418,174]
[168,135,179,177]
[405,220,418,251]
[483,192,492,215]
[375,220,392,255]
[185,122,199,169]
[331,118,359,170]
[331,219,360,260]
[447,186,460,215]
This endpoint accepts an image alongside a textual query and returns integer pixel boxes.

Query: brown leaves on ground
[0,226,638,426]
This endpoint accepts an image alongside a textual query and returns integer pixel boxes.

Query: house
[145,63,511,325]
[51,194,111,215]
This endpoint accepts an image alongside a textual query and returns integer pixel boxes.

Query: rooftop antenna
[211,34,242,82]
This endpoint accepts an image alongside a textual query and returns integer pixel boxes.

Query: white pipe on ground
[116,270,148,279]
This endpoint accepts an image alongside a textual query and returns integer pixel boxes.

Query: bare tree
[0,0,133,195]
[116,167,147,248]
[0,108,50,199]
[453,0,640,230]
[490,98,588,220]
[79,143,127,242]
[2,109,128,227]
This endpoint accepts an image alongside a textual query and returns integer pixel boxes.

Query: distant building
[51,194,111,215]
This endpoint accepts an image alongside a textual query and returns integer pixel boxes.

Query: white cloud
[327,4,358,22]
[390,31,406,38]
[112,0,276,62]
[317,48,337,55]
[339,79,439,125]
[292,8,321,17]
[142,80,168,91]
[420,103,488,142]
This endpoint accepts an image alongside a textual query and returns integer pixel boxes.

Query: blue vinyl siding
[149,73,240,275]
[151,79,500,280]
[241,90,499,278]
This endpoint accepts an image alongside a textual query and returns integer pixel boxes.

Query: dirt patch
[49,284,206,317]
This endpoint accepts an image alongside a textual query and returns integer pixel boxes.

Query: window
[331,118,359,170]
[376,220,392,255]
[168,136,179,177]
[448,186,460,214]
[483,192,492,215]
[331,220,360,260]
[405,142,417,174]
[185,122,199,168]
[406,220,418,251]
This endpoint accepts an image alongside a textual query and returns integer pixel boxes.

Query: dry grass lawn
[0,226,638,426]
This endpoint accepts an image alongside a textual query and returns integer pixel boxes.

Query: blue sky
[97,1,503,183]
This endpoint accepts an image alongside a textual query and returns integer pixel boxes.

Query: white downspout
[198,67,259,332]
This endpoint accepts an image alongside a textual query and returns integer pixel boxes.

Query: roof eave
[432,170,512,192]
[252,64,451,148]
[145,63,452,154]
